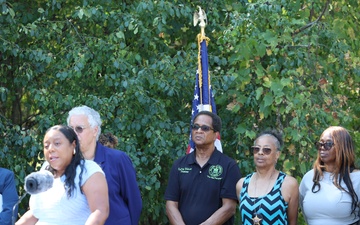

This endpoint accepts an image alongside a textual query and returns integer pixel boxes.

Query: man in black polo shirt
[165,111,241,225]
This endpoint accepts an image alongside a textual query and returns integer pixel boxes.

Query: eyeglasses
[315,141,334,151]
[191,124,214,132]
[72,126,88,134]
[251,146,272,155]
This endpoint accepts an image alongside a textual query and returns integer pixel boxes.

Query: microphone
[24,170,54,195]
[12,170,54,225]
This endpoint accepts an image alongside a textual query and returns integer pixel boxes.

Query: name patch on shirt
[207,165,223,180]
[178,167,192,173]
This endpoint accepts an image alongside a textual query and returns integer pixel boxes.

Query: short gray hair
[255,129,283,151]
[67,105,102,140]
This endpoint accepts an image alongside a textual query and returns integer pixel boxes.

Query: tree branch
[292,0,330,37]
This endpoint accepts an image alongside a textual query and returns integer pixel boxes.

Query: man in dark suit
[0,167,18,225]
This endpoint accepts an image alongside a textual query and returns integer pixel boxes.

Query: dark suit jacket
[94,143,142,225]
[0,168,18,225]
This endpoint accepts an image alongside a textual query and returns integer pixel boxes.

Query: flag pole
[188,6,222,154]
[193,6,210,111]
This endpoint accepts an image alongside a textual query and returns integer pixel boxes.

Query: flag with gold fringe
[186,30,222,154]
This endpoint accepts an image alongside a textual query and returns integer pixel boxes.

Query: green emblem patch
[208,165,223,180]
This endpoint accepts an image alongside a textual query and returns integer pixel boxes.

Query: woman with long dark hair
[300,126,360,225]
[16,125,109,225]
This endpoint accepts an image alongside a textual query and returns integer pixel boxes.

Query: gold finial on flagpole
[193,6,207,37]
[193,6,209,109]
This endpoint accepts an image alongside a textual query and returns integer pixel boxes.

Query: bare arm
[83,172,109,225]
[199,198,237,225]
[236,178,244,201]
[166,200,186,225]
[15,211,38,225]
[282,176,299,225]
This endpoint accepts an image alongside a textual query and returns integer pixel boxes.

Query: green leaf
[255,87,263,100]
[270,79,284,96]
[263,92,274,107]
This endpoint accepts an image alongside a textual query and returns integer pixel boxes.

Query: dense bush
[1,0,359,224]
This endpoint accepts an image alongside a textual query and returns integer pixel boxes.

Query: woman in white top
[299,126,360,225]
[16,125,109,225]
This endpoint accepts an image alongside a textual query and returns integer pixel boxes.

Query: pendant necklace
[252,170,276,225]
[251,196,263,225]
[252,210,263,225]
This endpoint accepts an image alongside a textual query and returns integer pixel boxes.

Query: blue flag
[186,35,222,154]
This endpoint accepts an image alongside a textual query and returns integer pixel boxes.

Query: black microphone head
[25,170,54,195]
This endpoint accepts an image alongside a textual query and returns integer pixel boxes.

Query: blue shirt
[0,168,19,225]
[94,143,142,225]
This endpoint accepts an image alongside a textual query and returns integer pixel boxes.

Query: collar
[186,147,220,166]
[94,142,106,164]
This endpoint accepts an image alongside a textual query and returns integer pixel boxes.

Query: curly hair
[99,132,118,149]
[67,105,102,140]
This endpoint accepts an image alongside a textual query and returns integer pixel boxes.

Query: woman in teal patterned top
[236,129,299,225]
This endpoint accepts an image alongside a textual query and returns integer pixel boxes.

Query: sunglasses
[72,126,87,134]
[315,141,334,151]
[191,124,214,132]
[251,146,272,155]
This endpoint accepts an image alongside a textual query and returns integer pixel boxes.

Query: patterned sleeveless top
[239,171,288,225]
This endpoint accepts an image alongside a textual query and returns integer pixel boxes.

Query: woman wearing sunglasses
[299,126,360,225]
[236,129,299,225]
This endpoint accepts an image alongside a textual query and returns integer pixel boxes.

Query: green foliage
[0,0,359,224]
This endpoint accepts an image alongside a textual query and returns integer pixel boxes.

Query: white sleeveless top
[30,160,104,225]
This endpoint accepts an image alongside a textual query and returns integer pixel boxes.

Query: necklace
[252,213,262,225]
[252,196,263,225]
[251,170,276,225]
